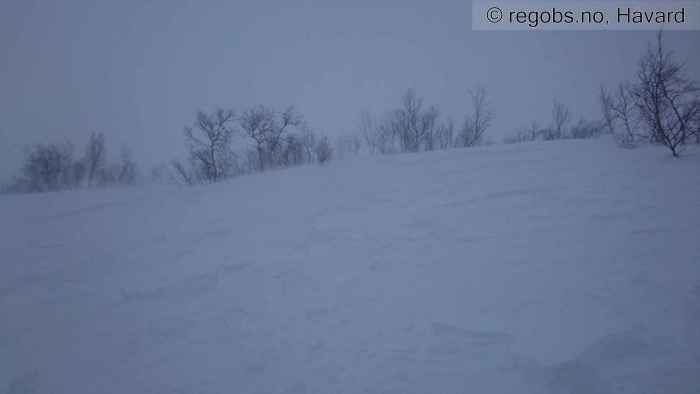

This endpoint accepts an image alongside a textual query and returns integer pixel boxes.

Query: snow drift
[2,138,699,393]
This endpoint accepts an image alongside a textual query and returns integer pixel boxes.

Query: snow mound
[2,139,699,393]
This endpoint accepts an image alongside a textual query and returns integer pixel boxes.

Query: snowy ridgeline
[1,138,699,394]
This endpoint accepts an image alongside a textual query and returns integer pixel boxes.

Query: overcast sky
[2,0,699,181]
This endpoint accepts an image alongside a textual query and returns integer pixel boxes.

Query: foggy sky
[2,0,699,181]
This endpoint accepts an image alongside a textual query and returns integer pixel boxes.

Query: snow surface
[2,138,699,394]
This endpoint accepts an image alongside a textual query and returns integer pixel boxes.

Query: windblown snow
[2,139,699,394]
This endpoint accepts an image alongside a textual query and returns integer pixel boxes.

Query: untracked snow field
[2,139,699,394]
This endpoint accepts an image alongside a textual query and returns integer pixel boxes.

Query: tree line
[500,32,699,154]
[501,99,607,144]
[2,132,138,193]
[150,87,499,186]
[3,31,698,194]
[351,86,494,156]
[160,105,334,185]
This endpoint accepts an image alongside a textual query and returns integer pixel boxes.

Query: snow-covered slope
[2,139,699,394]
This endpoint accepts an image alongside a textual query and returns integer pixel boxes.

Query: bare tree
[70,159,86,188]
[395,90,422,152]
[184,109,236,182]
[418,106,440,152]
[542,100,571,140]
[84,131,106,187]
[358,110,380,155]
[280,134,306,167]
[116,146,138,185]
[314,135,333,164]
[374,112,400,154]
[435,118,455,150]
[19,142,75,192]
[170,159,195,186]
[630,31,700,156]
[389,90,441,152]
[608,83,641,147]
[239,106,302,171]
[335,133,361,159]
[299,124,318,164]
[599,86,617,135]
[458,86,493,147]
[525,121,541,142]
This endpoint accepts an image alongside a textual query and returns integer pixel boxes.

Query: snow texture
[2,138,699,393]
